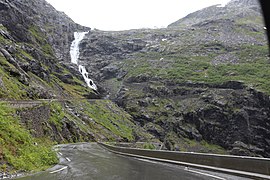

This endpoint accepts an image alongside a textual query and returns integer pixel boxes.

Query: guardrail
[98,142,270,179]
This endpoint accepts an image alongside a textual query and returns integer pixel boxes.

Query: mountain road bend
[16,143,252,180]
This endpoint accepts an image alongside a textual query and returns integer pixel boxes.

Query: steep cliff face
[78,0,270,157]
[1,0,270,175]
[0,0,156,175]
[0,0,155,140]
[0,0,89,61]
[0,0,94,100]
[117,82,270,157]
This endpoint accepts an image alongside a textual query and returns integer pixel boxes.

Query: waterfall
[70,32,97,91]
[70,32,88,64]
[79,65,97,90]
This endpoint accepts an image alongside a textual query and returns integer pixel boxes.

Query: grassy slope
[0,102,58,172]
[125,49,270,94]
[48,100,150,142]
[123,21,270,94]
[0,23,156,173]
[1,3,269,173]
[108,9,270,152]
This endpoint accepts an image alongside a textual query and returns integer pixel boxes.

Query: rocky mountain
[0,0,156,175]
[78,0,270,157]
[168,0,261,28]
[228,0,260,6]
[0,0,89,60]
[0,0,270,177]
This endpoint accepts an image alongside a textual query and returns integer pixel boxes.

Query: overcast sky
[45,0,232,31]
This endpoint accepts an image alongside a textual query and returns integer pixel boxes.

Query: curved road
[17,143,250,180]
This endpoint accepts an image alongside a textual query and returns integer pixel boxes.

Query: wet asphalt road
[16,143,250,180]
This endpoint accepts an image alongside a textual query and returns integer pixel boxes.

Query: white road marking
[185,169,226,180]
[49,166,68,174]
[137,158,226,180]
[135,158,160,164]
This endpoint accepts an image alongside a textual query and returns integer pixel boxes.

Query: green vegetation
[42,43,54,56]
[125,46,270,94]
[45,99,151,143]
[59,82,92,98]
[82,100,135,141]
[29,25,54,57]
[0,102,58,172]
[15,49,34,63]
[19,49,34,60]
[49,73,94,99]
[143,143,156,150]
[48,102,88,142]
[0,3,269,172]
[206,63,270,92]
[0,55,28,99]
[234,44,269,63]
[200,140,226,154]
[29,25,46,45]
[236,16,264,26]
[164,132,227,154]
[0,24,6,30]
[49,102,65,131]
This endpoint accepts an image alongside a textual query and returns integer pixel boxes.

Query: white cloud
[45,0,231,30]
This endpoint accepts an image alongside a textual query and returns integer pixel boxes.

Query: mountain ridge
[1,0,270,177]
[0,0,156,176]
[78,0,270,157]
[168,0,261,28]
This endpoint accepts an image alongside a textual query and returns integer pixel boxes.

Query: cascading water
[70,32,88,64]
[79,65,97,90]
[70,32,97,91]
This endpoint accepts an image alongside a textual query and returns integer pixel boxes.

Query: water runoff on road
[16,143,251,180]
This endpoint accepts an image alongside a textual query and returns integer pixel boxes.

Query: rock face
[0,0,96,100]
[78,0,270,157]
[0,0,156,174]
[0,0,89,61]
[18,104,95,142]
[113,80,270,157]
[0,0,155,151]
[227,0,260,6]
[1,0,270,160]
[168,0,261,28]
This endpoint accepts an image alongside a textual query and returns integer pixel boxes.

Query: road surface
[17,143,250,180]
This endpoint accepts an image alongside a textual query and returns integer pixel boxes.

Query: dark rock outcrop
[118,83,270,156]
[0,0,89,61]
[1,0,269,160]
[76,0,270,157]
[18,105,95,142]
